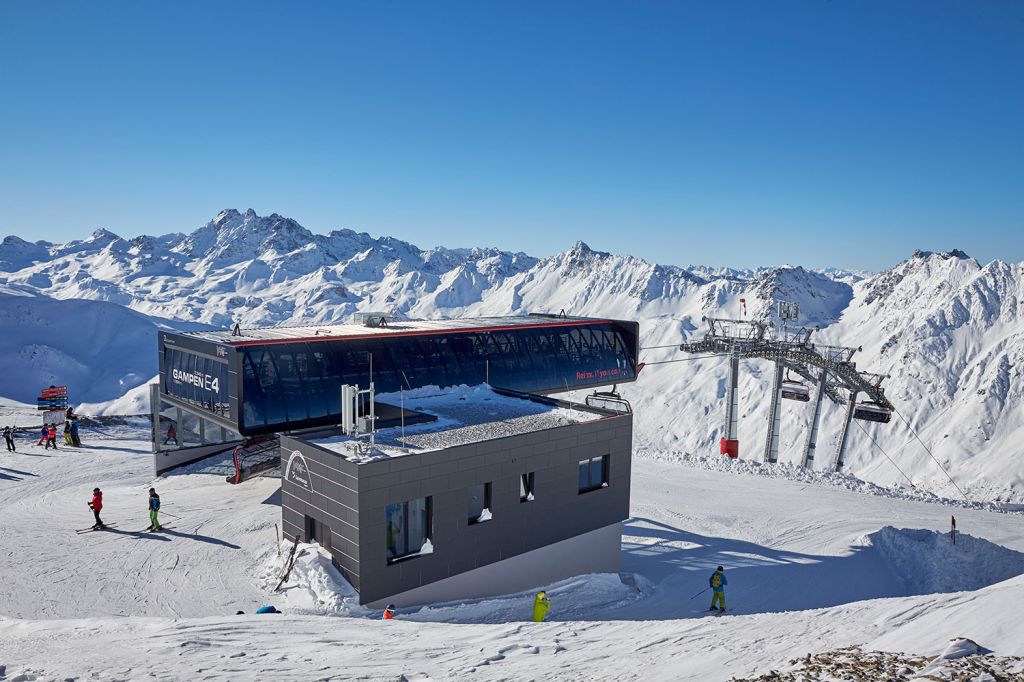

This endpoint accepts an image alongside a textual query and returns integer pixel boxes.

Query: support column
[720,349,740,458]
[763,360,783,463]
[801,369,827,468]
[833,390,859,471]
[149,383,161,455]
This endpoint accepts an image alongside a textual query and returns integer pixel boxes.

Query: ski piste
[75,524,117,534]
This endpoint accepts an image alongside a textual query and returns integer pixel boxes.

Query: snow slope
[2,211,1023,502]
[1,424,1023,680]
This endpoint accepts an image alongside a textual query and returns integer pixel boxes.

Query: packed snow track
[1,422,1022,680]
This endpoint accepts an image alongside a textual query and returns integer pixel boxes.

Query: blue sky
[1,1,1021,270]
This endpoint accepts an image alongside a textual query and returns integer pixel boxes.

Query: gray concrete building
[280,388,632,607]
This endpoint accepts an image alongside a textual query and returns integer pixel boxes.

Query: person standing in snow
[63,421,73,446]
[147,488,161,531]
[3,426,14,452]
[46,425,58,450]
[709,566,728,612]
[88,488,105,529]
[532,591,550,622]
[70,419,81,448]
[163,423,177,446]
[37,425,48,447]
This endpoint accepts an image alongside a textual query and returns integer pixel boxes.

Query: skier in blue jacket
[709,566,728,611]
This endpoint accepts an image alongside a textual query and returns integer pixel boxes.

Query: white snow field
[1,422,1023,680]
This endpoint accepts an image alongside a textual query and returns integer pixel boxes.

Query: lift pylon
[675,305,893,466]
[801,368,828,468]
[763,360,783,463]
[833,389,859,471]
[720,346,740,458]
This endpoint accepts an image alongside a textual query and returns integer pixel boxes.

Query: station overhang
[158,314,640,436]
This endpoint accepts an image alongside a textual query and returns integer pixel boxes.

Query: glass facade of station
[239,322,637,433]
[159,318,639,437]
[154,396,241,452]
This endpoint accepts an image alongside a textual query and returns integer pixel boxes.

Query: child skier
[63,422,73,446]
[37,426,48,446]
[709,566,728,612]
[46,425,58,450]
[382,604,396,620]
[88,488,105,529]
[147,488,161,531]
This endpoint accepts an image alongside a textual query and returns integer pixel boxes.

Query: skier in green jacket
[532,591,550,622]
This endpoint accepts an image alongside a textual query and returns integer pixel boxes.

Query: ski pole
[689,587,710,600]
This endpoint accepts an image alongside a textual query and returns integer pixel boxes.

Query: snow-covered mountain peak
[88,227,122,242]
[912,248,973,262]
[745,265,853,325]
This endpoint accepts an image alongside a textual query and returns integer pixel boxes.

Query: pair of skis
[75,524,118,534]
[74,524,176,534]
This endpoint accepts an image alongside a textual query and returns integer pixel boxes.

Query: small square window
[386,496,432,563]
[578,455,609,493]
[468,482,493,524]
[520,472,535,502]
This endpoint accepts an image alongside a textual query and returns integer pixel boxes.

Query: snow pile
[313,384,596,459]
[865,526,1024,595]
[259,541,365,616]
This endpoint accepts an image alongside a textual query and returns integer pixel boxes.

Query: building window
[468,482,492,524]
[578,455,610,493]
[520,472,535,502]
[386,497,432,563]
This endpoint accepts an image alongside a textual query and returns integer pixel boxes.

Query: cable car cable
[890,405,970,502]
[851,419,917,491]
[639,355,724,366]
[640,343,694,350]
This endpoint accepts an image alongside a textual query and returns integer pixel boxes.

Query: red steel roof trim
[226,318,619,347]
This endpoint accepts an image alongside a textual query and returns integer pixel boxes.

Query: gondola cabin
[853,401,892,423]
[781,380,811,402]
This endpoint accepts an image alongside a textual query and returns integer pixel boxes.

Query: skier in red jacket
[88,488,105,529]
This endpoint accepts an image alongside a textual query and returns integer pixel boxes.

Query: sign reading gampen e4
[171,368,220,394]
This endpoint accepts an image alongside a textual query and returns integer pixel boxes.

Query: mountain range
[1,209,1021,502]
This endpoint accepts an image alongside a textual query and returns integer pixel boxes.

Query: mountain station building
[151,314,640,606]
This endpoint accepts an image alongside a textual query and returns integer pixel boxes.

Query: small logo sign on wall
[285,450,313,491]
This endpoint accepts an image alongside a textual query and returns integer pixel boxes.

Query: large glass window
[578,455,609,493]
[468,482,492,524]
[235,321,638,434]
[180,410,202,448]
[386,497,431,563]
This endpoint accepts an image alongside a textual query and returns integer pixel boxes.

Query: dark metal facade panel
[279,411,632,606]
